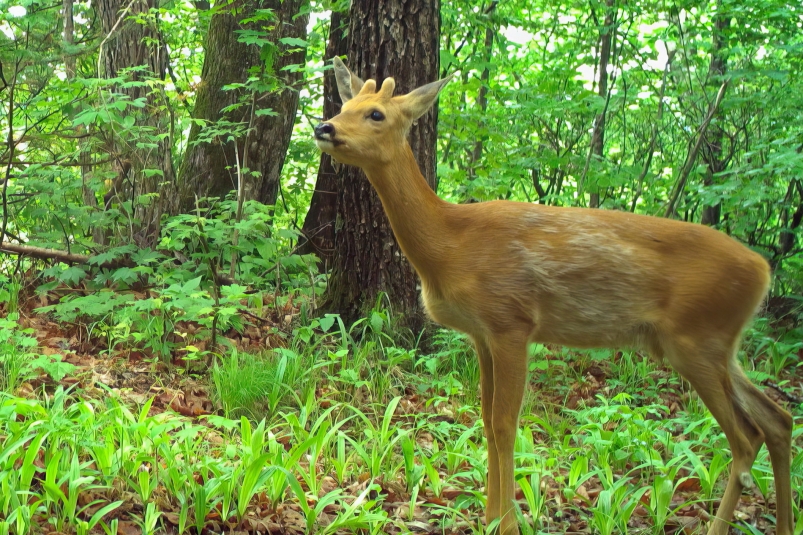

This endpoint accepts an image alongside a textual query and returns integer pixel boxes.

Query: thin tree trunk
[298,9,348,265]
[177,0,308,212]
[700,1,729,226]
[323,0,440,332]
[467,1,497,180]
[63,0,76,79]
[579,0,615,208]
[774,178,803,269]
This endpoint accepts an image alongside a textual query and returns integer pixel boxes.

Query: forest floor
[2,291,802,535]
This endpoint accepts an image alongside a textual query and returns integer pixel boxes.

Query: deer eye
[368,110,385,121]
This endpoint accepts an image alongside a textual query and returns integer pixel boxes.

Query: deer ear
[333,57,365,103]
[398,75,453,120]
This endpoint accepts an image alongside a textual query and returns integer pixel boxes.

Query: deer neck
[362,143,449,283]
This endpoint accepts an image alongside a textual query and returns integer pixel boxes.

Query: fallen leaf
[676,477,702,493]
[441,487,469,500]
[116,521,141,535]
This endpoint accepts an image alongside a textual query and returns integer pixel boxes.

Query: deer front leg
[488,332,529,535]
[475,338,500,524]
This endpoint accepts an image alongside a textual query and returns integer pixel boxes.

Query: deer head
[314,57,451,168]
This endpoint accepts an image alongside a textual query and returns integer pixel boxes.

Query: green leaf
[110,268,138,284]
[237,454,274,519]
[236,30,273,47]
[72,110,99,126]
[279,37,308,48]
[142,168,164,178]
[87,501,124,528]
[319,315,336,332]
[30,354,76,382]
[60,266,88,285]
[369,312,383,334]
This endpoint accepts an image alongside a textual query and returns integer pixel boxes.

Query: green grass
[0,305,801,534]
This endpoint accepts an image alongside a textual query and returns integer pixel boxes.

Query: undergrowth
[0,216,802,535]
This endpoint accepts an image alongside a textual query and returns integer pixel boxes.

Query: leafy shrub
[0,315,75,393]
[35,200,318,361]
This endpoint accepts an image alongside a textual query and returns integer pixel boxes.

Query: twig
[194,198,221,359]
[164,55,192,113]
[241,309,271,324]
[664,79,729,218]
[96,0,140,78]
[762,380,803,405]
[229,88,257,279]
[631,50,676,212]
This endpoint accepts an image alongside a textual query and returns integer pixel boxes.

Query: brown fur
[314,58,794,535]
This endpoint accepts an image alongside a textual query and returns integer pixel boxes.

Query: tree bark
[177,0,308,212]
[62,0,76,79]
[583,0,615,209]
[298,9,348,265]
[323,0,440,332]
[700,1,729,226]
[97,0,177,245]
[775,178,803,269]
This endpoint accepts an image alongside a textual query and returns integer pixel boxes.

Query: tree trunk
[700,1,729,226]
[586,0,615,209]
[62,0,76,79]
[297,9,348,265]
[774,178,803,269]
[323,0,440,333]
[467,1,497,180]
[97,0,176,245]
[177,0,308,213]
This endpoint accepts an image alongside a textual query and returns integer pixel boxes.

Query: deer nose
[314,123,335,139]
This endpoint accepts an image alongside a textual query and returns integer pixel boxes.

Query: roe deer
[313,56,794,535]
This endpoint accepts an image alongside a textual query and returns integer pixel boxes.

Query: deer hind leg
[665,339,768,535]
[730,365,794,535]
[474,338,501,525]
[487,332,529,535]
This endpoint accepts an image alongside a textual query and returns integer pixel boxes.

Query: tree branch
[664,79,729,218]
[0,242,133,268]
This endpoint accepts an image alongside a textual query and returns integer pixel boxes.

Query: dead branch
[1,241,242,288]
[0,241,133,268]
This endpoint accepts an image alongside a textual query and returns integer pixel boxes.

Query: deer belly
[421,290,479,336]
